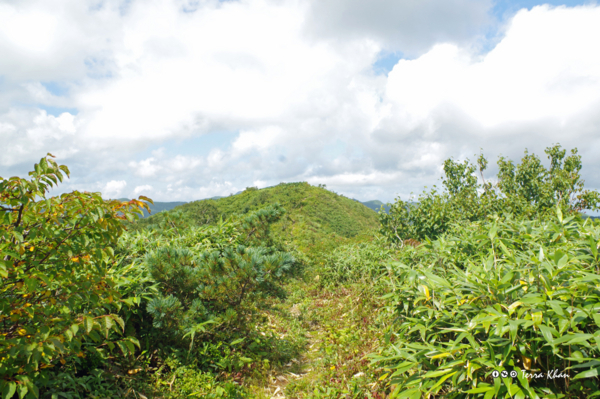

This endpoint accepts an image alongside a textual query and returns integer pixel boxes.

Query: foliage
[93,203,305,398]
[380,144,600,244]
[0,154,149,398]
[135,182,380,261]
[318,238,396,287]
[374,212,600,398]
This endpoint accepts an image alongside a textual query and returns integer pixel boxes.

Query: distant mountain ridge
[359,200,391,213]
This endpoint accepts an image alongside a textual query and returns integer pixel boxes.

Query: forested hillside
[3,145,600,399]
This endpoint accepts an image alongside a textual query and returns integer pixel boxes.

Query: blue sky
[1,0,600,209]
[492,0,593,18]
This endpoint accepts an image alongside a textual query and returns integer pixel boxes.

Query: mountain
[119,193,389,218]
[134,183,381,258]
[360,200,391,213]
[117,198,187,218]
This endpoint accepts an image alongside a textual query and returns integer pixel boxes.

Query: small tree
[380,144,600,245]
[0,154,150,398]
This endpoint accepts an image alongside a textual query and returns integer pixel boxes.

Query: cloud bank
[1,0,599,203]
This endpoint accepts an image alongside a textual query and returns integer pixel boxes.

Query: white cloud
[385,5,600,128]
[0,108,79,167]
[232,127,282,155]
[1,1,600,203]
[133,184,152,195]
[303,0,493,56]
[103,179,126,198]
[128,158,162,178]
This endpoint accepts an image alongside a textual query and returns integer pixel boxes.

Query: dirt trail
[252,281,388,399]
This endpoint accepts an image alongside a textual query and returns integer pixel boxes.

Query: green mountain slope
[136,182,380,258]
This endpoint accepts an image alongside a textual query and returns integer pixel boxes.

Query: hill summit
[137,182,380,257]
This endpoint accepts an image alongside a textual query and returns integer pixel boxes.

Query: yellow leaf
[379,373,389,381]
[71,257,79,263]
[522,355,533,370]
[60,358,66,365]
[508,301,522,313]
[421,285,431,300]
[431,352,452,359]
[30,246,34,252]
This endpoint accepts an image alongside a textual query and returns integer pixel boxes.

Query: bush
[373,212,600,398]
[0,154,148,398]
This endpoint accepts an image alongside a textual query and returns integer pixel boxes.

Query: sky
[1,0,600,205]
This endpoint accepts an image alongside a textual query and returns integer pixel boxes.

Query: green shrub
[373,212,600,398]
[0,154,147,398]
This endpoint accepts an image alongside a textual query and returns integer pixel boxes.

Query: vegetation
[375,144,600,398]
[0,155,147,398]
[2,144,600,399]
[134,181,380,261]
[374,213,600,398]
[380,145,600,245]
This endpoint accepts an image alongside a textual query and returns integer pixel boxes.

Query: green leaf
[2,382,16,399]
[102,315,113,335]
[423,369,454,378]
[117,341,129,356]
[572,367,600,380]
[16,383,27,399]
[557,206,563,223]
[539,325,556,343]
[84,316,94,333]
[111,314,125,332]
[464,386,494,394]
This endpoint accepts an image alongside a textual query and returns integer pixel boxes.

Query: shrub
[0,154,148,398]
[373,211,600,398]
